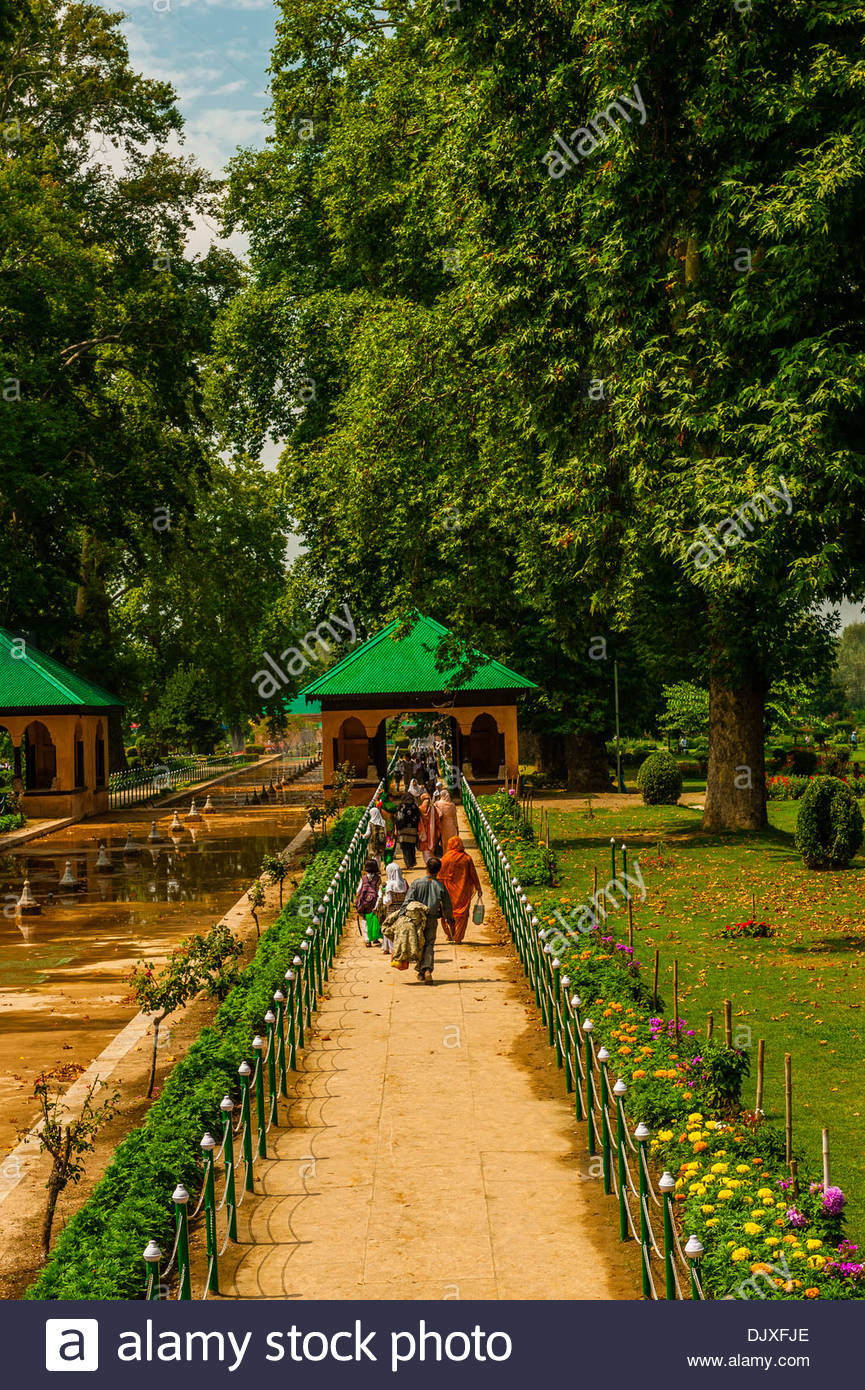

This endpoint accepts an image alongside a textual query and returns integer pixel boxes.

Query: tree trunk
[147,1016,162,1098]
[537,731,611,791]
[702,675,767,831]
[564,730,611,792]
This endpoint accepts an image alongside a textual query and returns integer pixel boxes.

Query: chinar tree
[543,0,865,829]
[209,0,662,790]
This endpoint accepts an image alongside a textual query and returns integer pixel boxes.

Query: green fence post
[143,1240,162,1300]
[570,993,584,1120]
[583,1019,596,1156]
[659,1170,676,1300]
[610,836,616,884]
[172,1184,191,1300]
[264,1010,279,1127]
[621,842,628,884]
[549,951,562,1063]
[300,941,313,1021]
[253,1034,267,1159]
[309,920,323,995]
[635,1121,651,1298]
[685,1235,704,1300]
[273,989,288,1098]
[614,1079,628,1241]
[560,974,573,1092]
[201,1131,219,1294]
[597,1046,612,1195]
[238,1064,254,1194]
[291,955,305,1049]
[221,1094,239,1233]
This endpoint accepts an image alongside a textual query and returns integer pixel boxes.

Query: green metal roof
[0,629,122,710]
[285,692,321,716]
[299,615,536,701]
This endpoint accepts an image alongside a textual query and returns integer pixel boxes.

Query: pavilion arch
[336,716,373,780]
[73,718,86,788]
[24,719,57,790]
[94,720,106,787]
[468,712,504,780]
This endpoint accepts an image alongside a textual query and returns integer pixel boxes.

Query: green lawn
[547,797,865,1242]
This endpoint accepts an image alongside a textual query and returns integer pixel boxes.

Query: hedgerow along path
[198,798,636,1300]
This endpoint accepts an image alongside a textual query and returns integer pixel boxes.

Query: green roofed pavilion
[0,629,122,820]
[298,614,534,791]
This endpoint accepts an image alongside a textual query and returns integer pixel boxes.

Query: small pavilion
[0,629,122,817]
[298,615,536,793]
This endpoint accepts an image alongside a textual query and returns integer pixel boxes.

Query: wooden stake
[790,1156,799,1197]
[627,896,634,948]
[706,1011,714,1040]
[652,950,659,1009]
[673,959,679,1033]
[756,1039,765,1116]
[724,998,732,1048]
[785,1053,793,1164]
[822,1128,830,1190]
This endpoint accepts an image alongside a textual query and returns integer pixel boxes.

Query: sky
[107,0,277,253]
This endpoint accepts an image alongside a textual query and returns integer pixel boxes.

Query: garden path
[214,807,637,1300]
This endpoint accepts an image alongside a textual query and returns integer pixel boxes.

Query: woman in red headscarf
[439,835,482,943]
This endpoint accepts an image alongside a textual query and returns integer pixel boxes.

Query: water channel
[0,757,315,1153]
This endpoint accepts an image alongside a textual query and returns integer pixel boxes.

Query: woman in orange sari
[439,835,482,943]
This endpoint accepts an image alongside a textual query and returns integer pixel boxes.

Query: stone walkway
[214,808,637,1300]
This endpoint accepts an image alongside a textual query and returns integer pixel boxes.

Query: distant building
[0,629,122,817]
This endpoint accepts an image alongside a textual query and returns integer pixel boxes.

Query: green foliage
[30,1077,118,1255]
[637,752,683,806]
[659,682,710,737]
[27,807,363,1300]
[795,776,864,870]
[835,624,865,710]
[478,791,557,885]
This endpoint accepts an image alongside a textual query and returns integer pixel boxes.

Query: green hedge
[27,807,363,1301]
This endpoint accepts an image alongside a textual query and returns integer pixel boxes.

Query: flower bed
[527,884,864,1299]
[27,807,364,1301]
[479,790,557,885]
[717,920,776,941]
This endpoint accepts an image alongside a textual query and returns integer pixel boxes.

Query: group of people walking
[355,745,482,983]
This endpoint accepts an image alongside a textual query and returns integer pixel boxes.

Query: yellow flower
[756,1188,773,1199]
[806,1255,826,1270]
[731,1247,750,1262]
[743,1222,762,1236]
[687,1113,703,1125]
[718,1190,734,1200]
[705,1218,719,1228]
[791,1251,807,1261]
[689,1185,706,1196]
[736,1165,750,1174]
[657,1130,673,1142]
[701,1205,715,1215]
[806,1240,822,1251]
[689,1132,703,1143]
[711,1163,729,1175]
[764,1237,780,1247]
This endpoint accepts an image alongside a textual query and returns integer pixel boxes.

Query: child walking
[355,859,382,946]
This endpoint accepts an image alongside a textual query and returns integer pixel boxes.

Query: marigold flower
[806,1239,822,1251]
[736,1165,750,1174]
[718,1190,734,1200]
[705,1218,719,1228]
[693,1141,708,1152]
[701,1205,715,1215]
[631,1068,647,1078]
[744,1223,763,1236]
[804,1287,820,1299]
[731,1247,750,1262]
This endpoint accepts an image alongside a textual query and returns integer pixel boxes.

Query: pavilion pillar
[501,705,519,780]
[320,711,340,791]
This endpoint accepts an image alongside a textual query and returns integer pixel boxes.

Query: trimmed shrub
[636,751,683,805]
[788,746,818,775]
[795,775,863,869]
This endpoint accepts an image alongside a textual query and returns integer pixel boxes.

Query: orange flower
[693,1141,708,1152]
[804,1287,820,1299]
[632,1069,647,1079]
